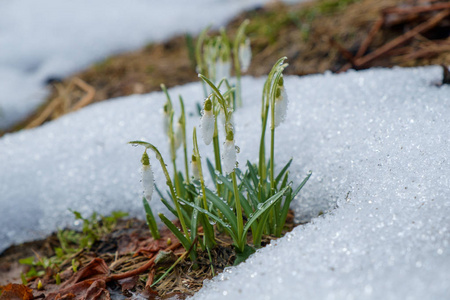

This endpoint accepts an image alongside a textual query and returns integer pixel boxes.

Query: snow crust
[0,0,284,129]
[0,66,449,299]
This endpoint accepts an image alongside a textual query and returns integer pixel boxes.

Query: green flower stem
[212,121,222,196]
[199,75,231,122]
[193,128,216,248]
[231,171,244,252]
[269,70,285,195]
[129,141,191,244]
[258,57,287,189]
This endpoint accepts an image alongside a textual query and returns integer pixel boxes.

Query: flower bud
[238,38,252,72]
[201,99,215,145]
[222,133,237,174]
[191,155,200,180]
[162,104,170,136]
[141,151,154,201]
[215,55,231,83]
[173,122,183,150]
[274,77,288,127]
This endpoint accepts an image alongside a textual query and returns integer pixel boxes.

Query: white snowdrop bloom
[162,105,170,136]
[238,38,252,72]
[201,99,215,145]
[222,137,237,174]
[191,155,200,180]
[274,82,289,128]
[141,152,154,201]
[215,57,231,83]
[173,122,183,150]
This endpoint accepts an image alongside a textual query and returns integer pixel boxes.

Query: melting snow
[0,65,449,299]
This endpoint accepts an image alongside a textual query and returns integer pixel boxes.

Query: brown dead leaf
[46,258,110,300]
[0,283,34,300]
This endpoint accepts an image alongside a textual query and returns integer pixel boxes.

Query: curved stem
[129,141,191,243]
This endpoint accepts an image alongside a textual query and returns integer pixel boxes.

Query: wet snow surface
[1,66,449,299]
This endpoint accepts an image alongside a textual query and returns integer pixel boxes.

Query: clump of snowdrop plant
[195,20,251,107]
[130,56,310,266]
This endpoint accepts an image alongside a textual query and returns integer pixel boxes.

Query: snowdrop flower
[215,56,231,83]
[274,76,288,127]
[191,155,200,180]
[141,151,154,201]
[238,38,252,72]
[162,104,170,136]
[173,121,183,150]
[222,131,237,174]
[201,98,215,145]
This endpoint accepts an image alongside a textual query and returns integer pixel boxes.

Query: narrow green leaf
[204,188,238,232]
[215,172,256,229]
[253,209,271,247]
[19,257,35,266]
[275,158,293,186]
[143,198,160,239]
[206,158,218,185]
[292,172,312,198]
[243,186,290,235]
[178,198,239,244]
[159,213,191,251]
[189,197,200,245]
[277,187,293,237]
[246,161,259,189]
[234,244,256,266]
[160,197,178,219]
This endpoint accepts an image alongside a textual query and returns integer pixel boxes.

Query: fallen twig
[354,9,450,68]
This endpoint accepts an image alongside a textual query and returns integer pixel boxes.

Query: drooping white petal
[222,139,237,174]
[274,86,289,127]
[239,38,252,72]
[162,111,170,136]
[201,110,215,145]
[215,58,231,83]
[173,122,183,149]
[191,158,200,180]
[142,164,154,201]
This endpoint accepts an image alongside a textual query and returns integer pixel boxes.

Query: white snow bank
[0,0,295,129]
[1,66,449,299]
